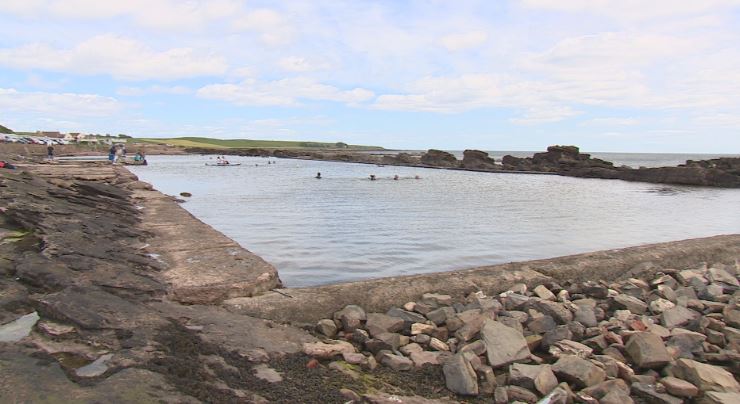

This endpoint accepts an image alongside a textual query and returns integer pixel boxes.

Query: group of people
[316,172,421,180]
[216,156,231,165]
[108,144,146,165]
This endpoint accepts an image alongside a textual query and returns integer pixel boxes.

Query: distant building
[37,131,63,138]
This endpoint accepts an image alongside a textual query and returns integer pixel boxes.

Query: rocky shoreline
[185,145,740,188]
[1,159,739,403]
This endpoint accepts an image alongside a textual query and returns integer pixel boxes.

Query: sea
[129,152,740,287]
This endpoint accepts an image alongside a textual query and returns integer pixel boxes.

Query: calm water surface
[130,155,740,287]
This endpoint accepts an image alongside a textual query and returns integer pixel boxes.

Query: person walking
[46,143,54,160]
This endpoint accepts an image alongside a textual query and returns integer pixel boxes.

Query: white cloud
[0,0,241,30]
[197,77,374,106]
[0,88,121,116]
[231,8,293,45]
[519,0,740,21]
[693,113,740,127]
[277,56,330,72]
[582,117,639,126]
[440,31,488,51]
[0,35,227,80]
[116,85,192,96]
[510,105,582,125]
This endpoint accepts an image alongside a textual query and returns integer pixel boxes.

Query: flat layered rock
[480,319,531,368]
[133,189,281,304]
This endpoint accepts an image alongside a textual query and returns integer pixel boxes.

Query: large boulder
[443,353,478,395]
[625,332,671,369]
[671,358,740,393]
[480,319,531,368]
[461,150,496,170]
[552,356,606,389]
[420,149,458,168]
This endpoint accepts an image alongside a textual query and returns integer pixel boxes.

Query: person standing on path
[46,143,54,160]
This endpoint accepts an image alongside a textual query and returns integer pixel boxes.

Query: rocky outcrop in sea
[184,144,740,187]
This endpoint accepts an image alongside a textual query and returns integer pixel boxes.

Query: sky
[1,0,740,153]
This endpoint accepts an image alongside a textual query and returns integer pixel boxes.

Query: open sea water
[130,153,740,287]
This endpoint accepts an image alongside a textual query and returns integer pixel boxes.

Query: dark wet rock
[626,332,671,369]
[552,356,606,388]
[14,253,76,291]
[420,150,458,168]
[442,353,478,395]
[480,319,531,368]
[387,307,427,324]
[461,150,496,170]
[32,286,164,330]
[527,314,557,334]
[426,307,456,325]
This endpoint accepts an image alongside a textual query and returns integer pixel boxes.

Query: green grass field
[133,137,383,150]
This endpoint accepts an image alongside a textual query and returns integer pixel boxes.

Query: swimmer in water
[369,174,376,181]
[316,172,322,179]
[393,175,399,180]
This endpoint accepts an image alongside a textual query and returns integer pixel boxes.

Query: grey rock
[573,306,597,327]
[426,307,456,325]
[708,267,740,287]
[700,391,740,404]
[410,351,445,368]
[530,299,573,324]
[626,332,672,369]
[668,329,706,359]
[631,382,683,404]
[671,358,740,393]
[613,294,648,314]
[334,305,367,332]
[542,325,573,349]
[443,353,478,395]
[581,379,630,401]
[387,307,427,324]
[365,313,404,337]
[582,281,609,298]
[253,364,283,383]
[315,319,337,337]
[378,352,413,371]
[661,306,699,329]
[509,363,558,395]
[421,293,452,306]
[534,285,556,301]
[552,356,606,388]
[527,315,557,334]
[480,319,531,368]
[505,385,538,403]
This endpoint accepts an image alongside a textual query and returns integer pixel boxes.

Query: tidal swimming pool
[130,155,740,287]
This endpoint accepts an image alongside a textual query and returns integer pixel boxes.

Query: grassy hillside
[134,137,383,150]
[0,124,13,134]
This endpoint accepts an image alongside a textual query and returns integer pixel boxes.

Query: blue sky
[1,0,739,152]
